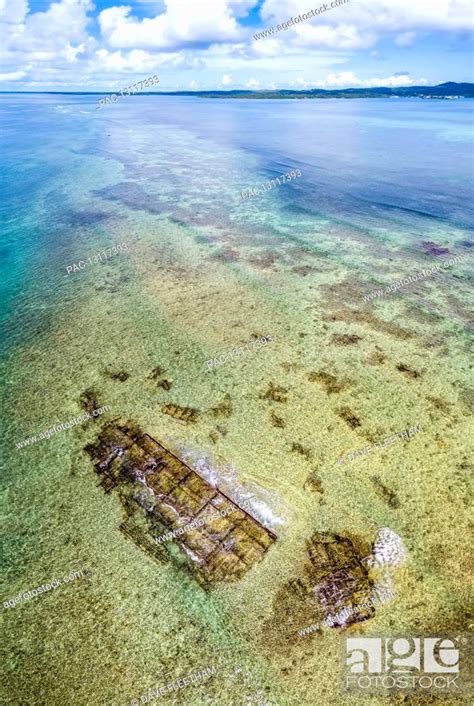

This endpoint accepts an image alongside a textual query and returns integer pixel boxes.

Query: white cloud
[0,0,28,24]
[293,22,376,50]
[246,77,260,89]
[262,0,474,31]
[295,76,310,88]
[93,47,202,73]
[65,43,85,62]
[0,0,94,81]
[259,0,474,49]
[1,0,472,90]
[0,70,26,80]
[99,0,245,51]
[315,71,428,88]
[395,31,416,47]
[228,0,257,18]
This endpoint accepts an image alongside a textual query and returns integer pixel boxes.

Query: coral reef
[368,527,406,568]
[260,383,288,403]
[331,333,361,346]
[79,387,101,417]
[371,476,400,509]
[338,406,361,429]
[307,370,346,394]
[269,411,286,428]
[104,369,130,382]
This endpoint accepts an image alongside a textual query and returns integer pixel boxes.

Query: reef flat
[1,95,472,706]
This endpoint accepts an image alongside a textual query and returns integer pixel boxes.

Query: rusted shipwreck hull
[85,419,276,586]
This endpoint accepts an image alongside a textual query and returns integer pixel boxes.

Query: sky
[0,0,473,92]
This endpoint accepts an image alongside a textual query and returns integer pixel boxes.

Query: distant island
[3,82,473,99]
[165,82,474,99]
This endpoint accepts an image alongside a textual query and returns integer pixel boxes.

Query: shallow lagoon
[1,94,472,705]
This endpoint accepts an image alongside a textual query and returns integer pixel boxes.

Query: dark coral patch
[260,382,288,403]
[92,182,162,215]
[280,362,299,373]
[212,247,240,263]
[332,333,361,346]
[396,363,421,379]
[322,303,413,341]
[210,394,233,418]
[149,366,166,379]
[291,442,313,461]
[79,387,102,417]
[304,473,324,495]
[292,265,316,276]
[270,411,286,428]
[338,406,361,429]
[367,349,387,365]
[308,371,346,394]
[64,210,111,227]
[371,476,400,509]
[247,251,280,269]
[148,366,172,390]
[104,369,129,382]
[421,241,450,256]
[209,430,219,444]
[427,396,451,413]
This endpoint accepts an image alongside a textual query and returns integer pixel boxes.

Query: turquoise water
[1,94,473,706]
[1,95,472,356]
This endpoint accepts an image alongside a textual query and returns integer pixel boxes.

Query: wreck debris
[161,404,199,424]
[84,419,276,586]
[296,533,375,629]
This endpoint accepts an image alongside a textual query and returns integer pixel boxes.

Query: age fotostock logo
[344,636,472,693]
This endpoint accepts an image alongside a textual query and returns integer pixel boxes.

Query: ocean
[1,94,472,705]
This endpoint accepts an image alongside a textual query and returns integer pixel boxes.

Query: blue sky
[1,0,473,91]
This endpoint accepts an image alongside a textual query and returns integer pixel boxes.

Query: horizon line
[1,81,473,96]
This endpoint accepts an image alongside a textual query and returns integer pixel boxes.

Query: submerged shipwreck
[292,532,375,628]
[85,419,276,587]
[84,419,380,625]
